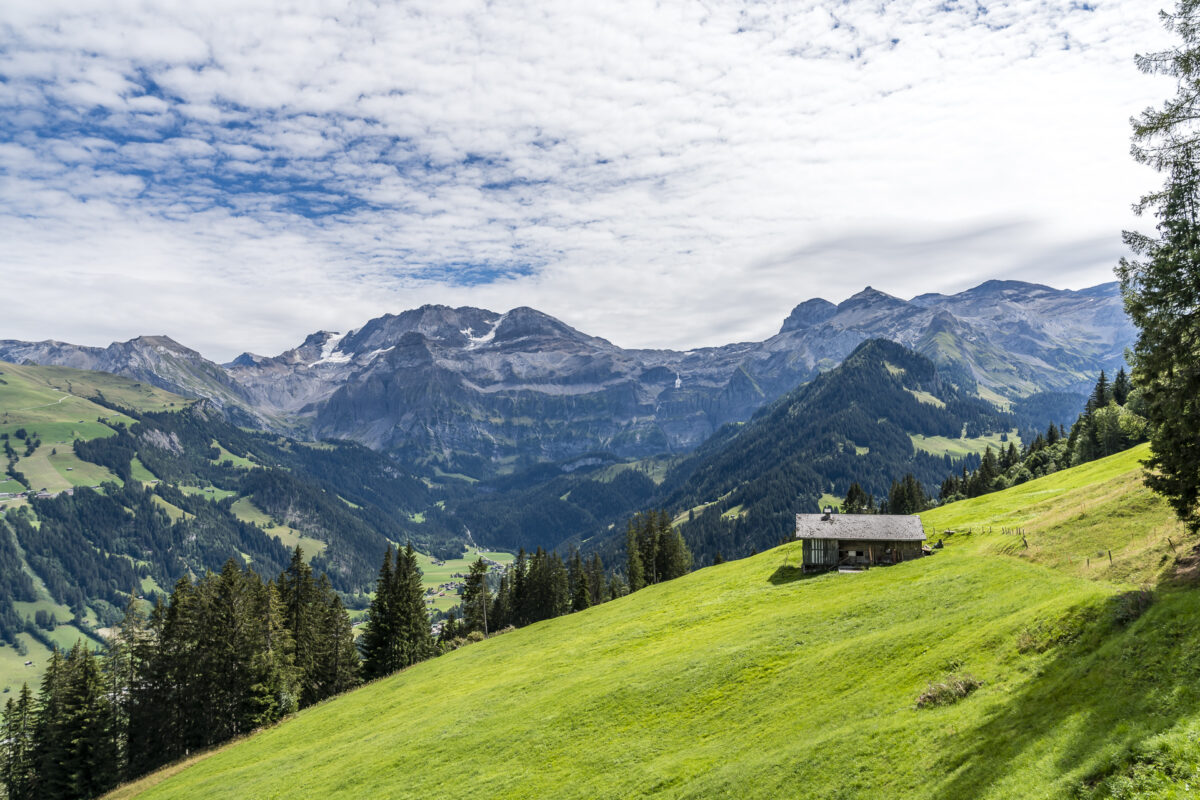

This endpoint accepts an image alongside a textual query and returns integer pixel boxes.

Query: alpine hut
[795,508,926,571]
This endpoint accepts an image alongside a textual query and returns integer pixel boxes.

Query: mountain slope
[639,339,1015,562]
[2,280,1132,476]
[110,445,1200,800]
[0,361,471,693]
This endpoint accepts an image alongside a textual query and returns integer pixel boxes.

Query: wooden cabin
[795,510,926,571]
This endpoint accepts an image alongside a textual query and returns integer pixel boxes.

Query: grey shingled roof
[794,513,926,541]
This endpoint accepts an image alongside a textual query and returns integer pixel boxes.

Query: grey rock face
[0,281,1135,472]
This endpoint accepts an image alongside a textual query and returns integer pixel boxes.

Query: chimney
[821,506,833,521]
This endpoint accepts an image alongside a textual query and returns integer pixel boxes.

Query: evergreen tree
[59,642,118,798]
[461,557,492,634]
[0,684,36,800]
[1119,1,1200,532]
[510,549,529,626]
[312,577,360,698]
[1112,366,1132,406]
[360,547,396,680]
[842,482,873,514]
[1088,370,1111,411]
[393,545,433,668]
[625,522,645,592]
[568,550,589,612]
[278,547,319,706]
[32,647,70,798]
[585,553,607,606]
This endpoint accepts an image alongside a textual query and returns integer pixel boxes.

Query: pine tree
[1118,1,1200,531]
[394,545,434,666]
[313,578,360,698]
[0,683,36,800]
[569,550,590,612]
[360,547,396,680]
[625,522,645,592]
[1088,370,1111,411]
[278,547,319,707]
[510,549,529,626]
[1112,367,1132,405]
[32,647,69,798]
[59,642,118,798]
[461,557,492,634]
[585,553,607,606]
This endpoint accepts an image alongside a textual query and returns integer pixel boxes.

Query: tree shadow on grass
[767,564,824,585]
[929,589,1200,799]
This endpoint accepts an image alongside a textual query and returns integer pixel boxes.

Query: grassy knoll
[112,446,1200,800]
[910,429,1020,458]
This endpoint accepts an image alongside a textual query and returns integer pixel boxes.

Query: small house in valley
[795,510,926,571]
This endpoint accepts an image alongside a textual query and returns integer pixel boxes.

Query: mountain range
[0,279,1133,476]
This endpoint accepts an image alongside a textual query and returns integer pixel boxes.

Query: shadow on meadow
[766,564,828,585]
[930,588,1200,799]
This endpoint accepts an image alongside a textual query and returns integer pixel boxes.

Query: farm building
[795,510,926,571]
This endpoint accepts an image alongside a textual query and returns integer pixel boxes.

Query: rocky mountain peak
[780,298,837,333]
[839,286,908,310]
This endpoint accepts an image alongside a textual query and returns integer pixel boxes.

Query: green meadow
[109,444,1200,799]
[228,497,326,561]
[910,429,1021,458]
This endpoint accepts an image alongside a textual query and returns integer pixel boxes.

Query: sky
[0,0,1174,362]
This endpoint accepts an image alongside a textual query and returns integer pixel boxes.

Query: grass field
[179,485,238,502]
[910,429,1021,458]
[14,442,121,494]
[0,633,53,695]
[111,445,1200,800]
[210,442,256,470]
[130,457,157,483]
[229,497,326,561]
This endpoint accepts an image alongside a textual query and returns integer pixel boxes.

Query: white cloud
[0,0,1176,361]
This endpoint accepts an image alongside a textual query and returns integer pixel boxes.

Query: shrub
[916,673,982,709]
[1112,587,1154,627]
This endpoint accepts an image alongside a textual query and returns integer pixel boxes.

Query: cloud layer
[0,0,1173,360]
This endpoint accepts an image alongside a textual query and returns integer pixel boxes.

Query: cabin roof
[794,513,926,542]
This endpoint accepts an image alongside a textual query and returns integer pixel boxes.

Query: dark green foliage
[842,482,874,514]
[0,684,36,800]
[0,557,360,797]
[1117,2,1200,532]
[461,557,492,634]
[623,511,692,589]
[277,549,358,706]
[885,474,929,515]
[361,546,433,680]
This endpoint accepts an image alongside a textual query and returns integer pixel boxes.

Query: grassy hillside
[111,445,1200,799]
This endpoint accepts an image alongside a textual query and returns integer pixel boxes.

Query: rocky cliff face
[0,280,1134,474]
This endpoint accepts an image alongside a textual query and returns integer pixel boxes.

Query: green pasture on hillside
[229,498,326,561]
[111,445,1200,800]
[910,429,1021,458]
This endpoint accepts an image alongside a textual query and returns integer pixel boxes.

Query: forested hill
[638,339,1020,563]
[0,361,468,686]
